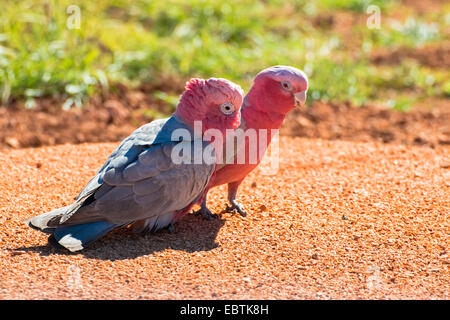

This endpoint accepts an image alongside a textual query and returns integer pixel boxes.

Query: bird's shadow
[12,213,227,261]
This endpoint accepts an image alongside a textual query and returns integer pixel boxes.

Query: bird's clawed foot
[193,206,218,221]
[225,200,247,217]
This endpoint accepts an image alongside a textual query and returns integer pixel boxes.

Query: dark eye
[220,102,235,115]
[281,81,293,91]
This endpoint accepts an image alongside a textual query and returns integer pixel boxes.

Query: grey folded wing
[75,118,170,202]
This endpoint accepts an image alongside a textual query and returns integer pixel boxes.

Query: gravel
[0,137,448,299]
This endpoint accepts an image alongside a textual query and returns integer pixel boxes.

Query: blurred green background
[0,0,449,112]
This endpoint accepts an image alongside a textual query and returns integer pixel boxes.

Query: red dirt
[311,11,367,53]
[2,97,450,150]
[0,82,184,149]
[371,42,450,69]
[0,138,449,299]
[401,0,448,13]
[281,100,450,147]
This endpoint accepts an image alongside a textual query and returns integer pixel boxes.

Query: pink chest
[211,162,259,187]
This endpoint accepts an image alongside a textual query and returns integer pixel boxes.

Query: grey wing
[75,118,169,202]
[62,140,215,226]
[36,118,170,228]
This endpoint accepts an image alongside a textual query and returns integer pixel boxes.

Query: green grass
[0,0,449,110]
[315,0,395,12]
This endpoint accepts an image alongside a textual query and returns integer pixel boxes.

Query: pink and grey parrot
[26,78,244,252]
[194,66,308,218]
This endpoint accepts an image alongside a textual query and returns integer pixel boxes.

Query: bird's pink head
[247,65,308,115]
[175,78,244,133]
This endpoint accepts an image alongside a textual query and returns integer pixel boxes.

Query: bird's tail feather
[50,221,118,252]
[24,205,74,234]
[131,212,174,235]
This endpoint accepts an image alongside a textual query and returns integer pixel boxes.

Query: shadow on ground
[11,213,226,261]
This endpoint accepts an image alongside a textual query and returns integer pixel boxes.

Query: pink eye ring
[281,81,293,91]
[220,102,235,115]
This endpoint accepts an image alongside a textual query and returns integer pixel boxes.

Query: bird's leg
[192,192,218,220]
[167,223,175,233]
[225,180,247,217]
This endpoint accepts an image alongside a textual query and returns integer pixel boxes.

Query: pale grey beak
[294,91,307,108]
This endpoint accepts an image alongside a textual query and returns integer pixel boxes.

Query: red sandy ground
[0,137,448,299]
[2,99,449,150]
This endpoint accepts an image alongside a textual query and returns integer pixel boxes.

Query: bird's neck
[241,92,291,131]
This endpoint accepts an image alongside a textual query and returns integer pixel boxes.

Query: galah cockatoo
[194,66,308,218]
[26,78,244,252]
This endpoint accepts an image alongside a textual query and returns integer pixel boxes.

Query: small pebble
[440,162,450,169]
